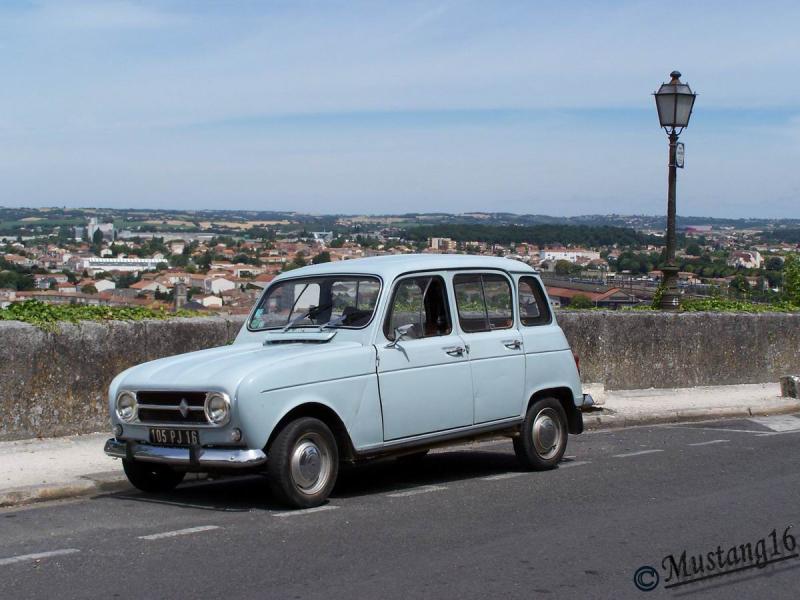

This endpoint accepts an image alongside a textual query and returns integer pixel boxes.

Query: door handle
[502,339,522,350]
[443,345,465,357]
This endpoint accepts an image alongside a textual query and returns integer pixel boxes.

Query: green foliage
[312,251,331,264]
[80,284,98,295]
[633,298,799,313]
[680,298,799,313]
[403,224,655,247]
[784,254,800,304]
[729,273,751,294]
[686,243,702,256]
[765,256,785,271]
[0,300,200,331]
[282,252,308,272]
[651,284,665,309]
[554,260,573,275]
[569,294,594,309]
[0,257,35,291]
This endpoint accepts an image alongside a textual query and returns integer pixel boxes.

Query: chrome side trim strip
[355,417,523,458]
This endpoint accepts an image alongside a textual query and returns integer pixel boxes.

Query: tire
[513,397,568,470]
[396,449,430,464]
[122,459,185,493]
[267,417,339,509]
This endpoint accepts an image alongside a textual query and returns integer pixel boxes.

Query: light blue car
[105,254,591,508]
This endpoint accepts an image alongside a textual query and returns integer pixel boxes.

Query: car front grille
[136,391,210,425]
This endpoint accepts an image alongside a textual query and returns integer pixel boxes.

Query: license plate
[149,428,199,446]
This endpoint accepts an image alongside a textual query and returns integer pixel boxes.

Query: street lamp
[653,70,697,309]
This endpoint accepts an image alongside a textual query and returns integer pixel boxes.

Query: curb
[583,398,800,431]
[0,476,130,509]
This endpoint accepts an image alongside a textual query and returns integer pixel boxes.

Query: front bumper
[104,438,267,469]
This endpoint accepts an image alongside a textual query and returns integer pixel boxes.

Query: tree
[784,254,800,304]
[765,256,784,272]
[92,229,104,246]
[554,260,573,275]
[686,243,702,256]
[729,274,751,294]
[81,284,98,295]
[570,294,594,309]
[312,251,331,264]
[290,252,307,269]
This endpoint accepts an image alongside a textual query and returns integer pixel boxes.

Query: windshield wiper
[318,314,347,331]
[280,303,332,332]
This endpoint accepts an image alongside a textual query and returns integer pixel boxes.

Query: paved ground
[1,413,799,599]
[3,382,797,509]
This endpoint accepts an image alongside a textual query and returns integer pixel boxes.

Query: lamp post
[653,71,697,309]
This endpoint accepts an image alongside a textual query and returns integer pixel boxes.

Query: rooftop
[274,253,536,282]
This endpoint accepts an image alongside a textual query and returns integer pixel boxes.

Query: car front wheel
[267,417,339,509]
[122,459,185,493]
[513,397,568,470]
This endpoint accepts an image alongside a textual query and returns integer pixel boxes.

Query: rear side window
[518,276,552,326]
[453,273,513,332]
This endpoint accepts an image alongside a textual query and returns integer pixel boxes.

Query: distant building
[727,250,763,269]
[545,286,640,309]
[429,237,456,252]
[311,231,334,243]
[540,247,601,263]
[87,217,115,242]
[82,257,162,274]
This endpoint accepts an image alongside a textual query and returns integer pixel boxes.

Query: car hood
[116,340,365,395]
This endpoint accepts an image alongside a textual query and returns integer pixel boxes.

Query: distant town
[1,207,799,314]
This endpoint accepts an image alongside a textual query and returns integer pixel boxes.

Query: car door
[452,272,526,424]
[515,274,574,391]
[376,273,474,441]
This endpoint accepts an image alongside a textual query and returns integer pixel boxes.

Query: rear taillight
[572,351,580,375]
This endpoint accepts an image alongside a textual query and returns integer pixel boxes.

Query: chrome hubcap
[290,433,331,495]
[532,408,562,460]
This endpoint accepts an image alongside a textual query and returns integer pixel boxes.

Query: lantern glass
[673,92,695,127]
[654,78,696,129]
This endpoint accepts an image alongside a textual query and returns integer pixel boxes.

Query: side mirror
[386,323,414,348]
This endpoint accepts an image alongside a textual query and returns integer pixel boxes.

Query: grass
[627,298,800,313]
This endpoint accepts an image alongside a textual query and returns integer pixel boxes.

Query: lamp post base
[659,265,681,310]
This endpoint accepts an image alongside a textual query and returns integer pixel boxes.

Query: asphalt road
[2,414,800,600]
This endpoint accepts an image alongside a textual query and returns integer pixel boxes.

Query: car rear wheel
[513,397,568,470]
[267,417,339,509]
[122,459,185,493]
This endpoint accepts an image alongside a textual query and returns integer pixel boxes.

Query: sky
[1,0,799,218]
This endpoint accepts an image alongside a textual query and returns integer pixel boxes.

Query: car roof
[273,253,537,282]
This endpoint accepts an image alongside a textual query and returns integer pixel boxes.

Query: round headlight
[204,393,230,426]
[115,391,137,423]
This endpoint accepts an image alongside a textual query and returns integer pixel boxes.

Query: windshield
[248,275,381,331]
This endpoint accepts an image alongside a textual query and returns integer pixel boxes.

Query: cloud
[0,0,798,216]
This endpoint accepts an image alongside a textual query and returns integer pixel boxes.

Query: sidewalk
[1,383,798,509]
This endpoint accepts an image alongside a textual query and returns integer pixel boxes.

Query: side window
[518,276,552,326]
[385,276,453,341]
[453,273,513,333]
[482,274,513,329]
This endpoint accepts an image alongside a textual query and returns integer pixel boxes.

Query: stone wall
[557,311,800,391]
[1,312,798,440]
[1,317,245,441]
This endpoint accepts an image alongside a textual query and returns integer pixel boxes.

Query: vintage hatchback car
[105,255,592,508]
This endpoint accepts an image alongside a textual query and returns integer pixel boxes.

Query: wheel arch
[527,387,583,434]
[266,402,356,461]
